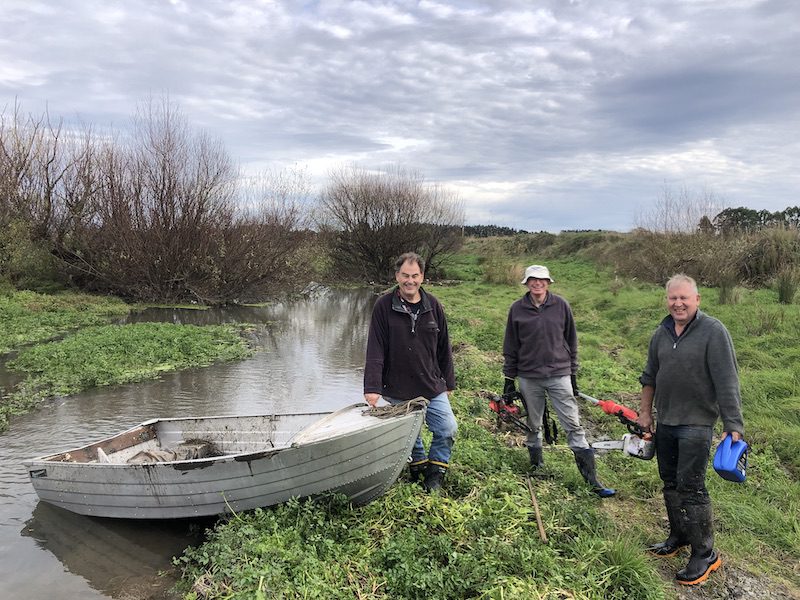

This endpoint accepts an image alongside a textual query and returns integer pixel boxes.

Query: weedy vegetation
[0,300,252,430]
[0,289,129,354]
[175,241,800,600]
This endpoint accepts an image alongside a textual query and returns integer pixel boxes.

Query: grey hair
[665,274,698,294]
[394,252,425,273]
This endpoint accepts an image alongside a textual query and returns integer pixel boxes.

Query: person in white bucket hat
[520,264,554,284]
[502,264,615,497]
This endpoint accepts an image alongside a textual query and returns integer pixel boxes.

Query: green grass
[1,322,253,431]
[177,252,799,599]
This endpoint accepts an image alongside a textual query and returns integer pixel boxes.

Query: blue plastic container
[713,435,748,483]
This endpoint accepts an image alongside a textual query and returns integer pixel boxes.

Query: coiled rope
[363,396,429,418]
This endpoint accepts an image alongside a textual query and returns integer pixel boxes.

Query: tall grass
[587,227,800,288]
[776,266,800,304]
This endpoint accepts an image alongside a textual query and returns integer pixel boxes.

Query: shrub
[717,272,742,305]
[0,219,60,291]
[742,227,800,284]
[482,259,523,285]
[592,228,800,289]
[776,266,800,304]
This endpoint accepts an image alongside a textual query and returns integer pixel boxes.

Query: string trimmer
[487,390,558,443]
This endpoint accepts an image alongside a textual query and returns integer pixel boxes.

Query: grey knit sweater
[639,310,744,434]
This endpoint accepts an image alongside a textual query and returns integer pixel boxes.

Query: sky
[2,0,799,232]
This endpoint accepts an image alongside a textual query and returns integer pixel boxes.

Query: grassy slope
[439,256,800,594]
[177,253,800,600]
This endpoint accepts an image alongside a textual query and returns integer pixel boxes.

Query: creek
[0,288,375,600]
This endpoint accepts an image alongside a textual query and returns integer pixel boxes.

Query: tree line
[462,224,528,237]
[711,206,800,234]
[0,100,464,302]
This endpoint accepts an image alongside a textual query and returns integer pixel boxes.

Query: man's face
[526,277,550,298]
[667,282,700,326]
[396,260,423,301]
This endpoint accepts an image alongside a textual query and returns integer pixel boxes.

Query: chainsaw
[592,433,655,460]
[487,391,558,443]
[578,392,655,460]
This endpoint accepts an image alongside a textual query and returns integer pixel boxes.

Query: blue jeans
[385,392,457,466]
[518,376,589,451]
[655,424,713,506]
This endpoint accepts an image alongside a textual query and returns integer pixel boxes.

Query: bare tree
[316,165,464,282]
[0,101,79,284]
[1,98,313,301]
[0,101,71,238]
[635,183,726,233]
[63,97,238,301]
[416,182,465,277]
[194,167,310,302]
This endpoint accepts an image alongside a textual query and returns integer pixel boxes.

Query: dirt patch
[665,562,799,600]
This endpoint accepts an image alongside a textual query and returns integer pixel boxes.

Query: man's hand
[637,385,655,434]
[364,393,381,407]
[635,412,653,434]
[570,374,579,397]
[721,431,742,442]
[503,377,516,397]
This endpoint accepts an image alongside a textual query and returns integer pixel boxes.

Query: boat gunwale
[23,403,424,469]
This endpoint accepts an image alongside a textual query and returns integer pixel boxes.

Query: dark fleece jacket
[503,291,578,379]
[364,287,455,400]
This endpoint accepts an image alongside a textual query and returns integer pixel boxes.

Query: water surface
[0,288,374,599]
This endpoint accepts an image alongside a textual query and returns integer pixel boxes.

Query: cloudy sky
[2,0,799,232]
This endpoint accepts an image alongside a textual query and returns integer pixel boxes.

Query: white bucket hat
[521,265,554,284]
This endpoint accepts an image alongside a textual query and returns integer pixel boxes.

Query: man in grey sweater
[637,274,744,586]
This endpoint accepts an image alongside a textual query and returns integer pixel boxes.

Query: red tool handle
[579,392,644,435]
[598,399,639,423]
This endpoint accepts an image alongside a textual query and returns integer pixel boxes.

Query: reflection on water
[0,288,376,600]
[21,503,211,599]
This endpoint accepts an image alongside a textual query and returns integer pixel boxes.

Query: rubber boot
[528,446,544,470]
[574,448,616,497]
[676,503,722,585]
[408,459,428,484]
[647,489,689,557]
[422,463,447,492]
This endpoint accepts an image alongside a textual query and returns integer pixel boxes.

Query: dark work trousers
[655,424,713,506]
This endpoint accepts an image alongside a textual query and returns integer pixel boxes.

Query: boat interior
[39,412,337,465]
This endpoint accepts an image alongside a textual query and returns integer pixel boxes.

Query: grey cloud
[2,1,799,231]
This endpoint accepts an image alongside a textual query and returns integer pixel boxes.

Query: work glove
[570,374,579,397]
[503,376,516,397]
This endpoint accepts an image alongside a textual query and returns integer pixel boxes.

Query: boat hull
[23,404,424,519]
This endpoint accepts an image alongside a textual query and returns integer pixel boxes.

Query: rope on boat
[363,396,429,418]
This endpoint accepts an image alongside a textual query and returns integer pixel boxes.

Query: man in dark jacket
[503,264,614,497]
[364,252,457,492]
[637,274,744,586]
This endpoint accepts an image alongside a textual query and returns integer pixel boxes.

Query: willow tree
[316,165,464,282]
